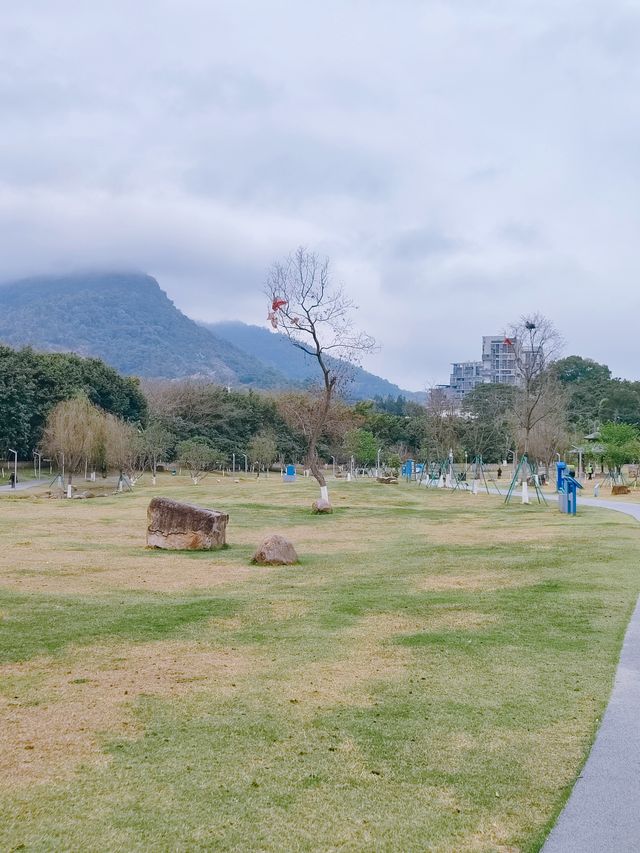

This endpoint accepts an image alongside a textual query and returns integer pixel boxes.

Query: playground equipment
[557,462,583,515]
[283,464,296,483]
[505,455,547,505]
[469,455,493,495]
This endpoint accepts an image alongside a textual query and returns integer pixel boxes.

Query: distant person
[9,472,16,488]
[497,466,502,479]
[587,463,594,480]
[568,466,576,478]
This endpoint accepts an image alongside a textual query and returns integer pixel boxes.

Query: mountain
[0,271,422,401]
[0,272,285,387]
[204,320,424,402]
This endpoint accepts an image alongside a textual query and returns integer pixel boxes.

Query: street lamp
[377,448,381,477]
[8,448,17,488]
[232,453,236,474]
[243,454,248,474]
[331,455,336,477]
[33,451,42,480]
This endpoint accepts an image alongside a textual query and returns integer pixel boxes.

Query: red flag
[272,298,288,311]
[503,337,513,346]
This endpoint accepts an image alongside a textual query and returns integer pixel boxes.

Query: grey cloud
[0,0,639,389]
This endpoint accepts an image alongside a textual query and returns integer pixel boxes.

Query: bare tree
[506,313,563,456]
[104,415,145,488]
[522,381,571,472]
[141,421,174,485]
[265,247,375,505]
[421,388,462,462]
[248,430,277,477]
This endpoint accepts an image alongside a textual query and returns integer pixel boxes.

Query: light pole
[331,455,336,477]
[33,451,42,480]
[232,453,236,474]
[8,448,17,488]
[377,448,381,477]
[243,454,248,474]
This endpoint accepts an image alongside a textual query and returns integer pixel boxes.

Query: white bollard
[438,475,444,488]
[472,479,478,495]
[347,473,351,482]
[66,484,72,499]
[594,483,600,497]
[522,481,530,504]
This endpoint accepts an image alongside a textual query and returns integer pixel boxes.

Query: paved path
[428,481,640,849]
[543,594,640,852]
[0,478,49,492]
[581,495,640,522]
[540,495,640,851]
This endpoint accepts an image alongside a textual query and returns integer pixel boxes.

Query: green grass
[0,476,638,851]
[0,591,239,663]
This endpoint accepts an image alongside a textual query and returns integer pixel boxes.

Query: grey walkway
[0,478,49,492]
[543,594,640,852]
[581,495,640,523]
[448,483,640,849]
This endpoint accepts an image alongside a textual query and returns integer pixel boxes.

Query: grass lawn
[1,475,638,851]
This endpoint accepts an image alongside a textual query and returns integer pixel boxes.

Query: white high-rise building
[481,335,520,386]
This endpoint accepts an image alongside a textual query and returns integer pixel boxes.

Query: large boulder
[312,499,333,514]
[147,497,228,550]
[251,534,299,566]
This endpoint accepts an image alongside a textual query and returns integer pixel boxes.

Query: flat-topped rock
[147,497,228,550]
[312,498,333,514]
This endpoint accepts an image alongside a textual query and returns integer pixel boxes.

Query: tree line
[2,339,640,485]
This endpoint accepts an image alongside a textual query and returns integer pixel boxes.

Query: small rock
[251,534,299,565]
[312,499,333,514]
[612,485,631,495]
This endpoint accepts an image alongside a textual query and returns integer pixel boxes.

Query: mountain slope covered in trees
[204,320,424,402]
[0,272,285,387]
[0,271,421,400]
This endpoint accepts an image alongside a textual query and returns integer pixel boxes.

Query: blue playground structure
[557,462,583,515]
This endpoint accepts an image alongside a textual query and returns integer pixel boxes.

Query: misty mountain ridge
[204,320,423,401]
[0,271,421,400]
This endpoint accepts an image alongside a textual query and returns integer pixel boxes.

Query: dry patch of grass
[281,614,427,711]
[419,571,536,592]
[0,640,251,786]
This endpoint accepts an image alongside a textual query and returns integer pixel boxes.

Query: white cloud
[1,0,639,388]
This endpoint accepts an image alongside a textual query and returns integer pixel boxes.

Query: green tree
[462,383,516,462]
[177,438,224,484]
[599,422,640,475]
[344,428,378,466]
[0,345,147,458]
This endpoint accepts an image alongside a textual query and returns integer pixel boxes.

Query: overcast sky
[1,1,639,390]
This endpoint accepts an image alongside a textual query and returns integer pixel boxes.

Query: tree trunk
[307,387,332,502]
